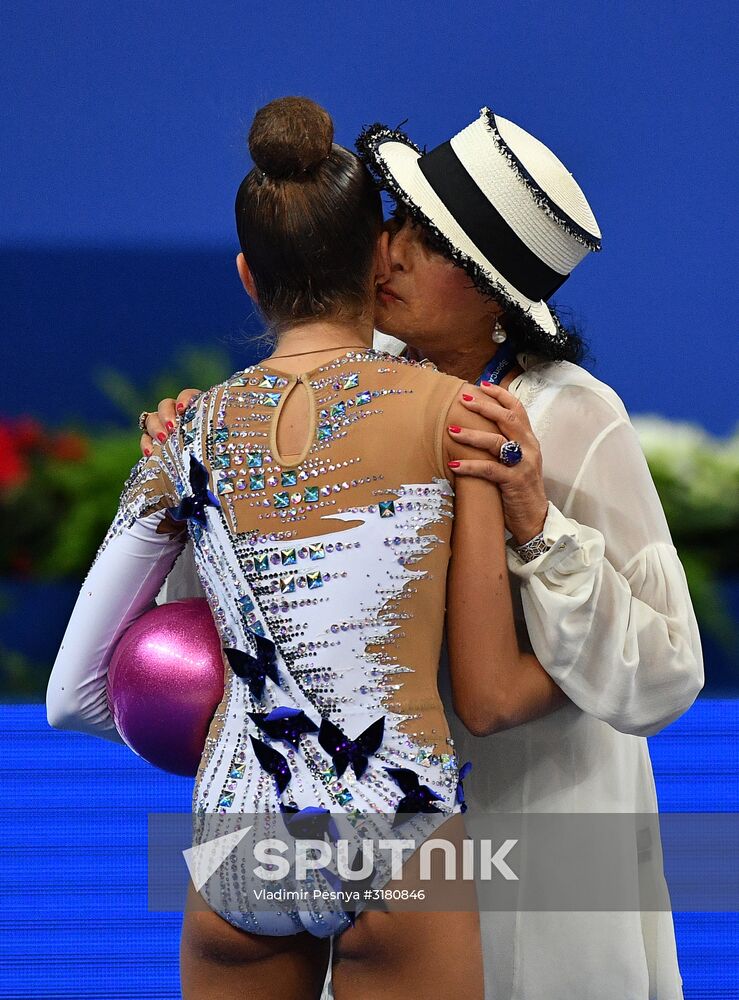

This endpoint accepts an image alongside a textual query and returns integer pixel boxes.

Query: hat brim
[357,125,562,343]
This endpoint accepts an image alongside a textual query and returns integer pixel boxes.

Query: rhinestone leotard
[100,347,470,936]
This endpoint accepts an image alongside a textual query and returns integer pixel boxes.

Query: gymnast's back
[130,346,468,821]
[48,345,471,936]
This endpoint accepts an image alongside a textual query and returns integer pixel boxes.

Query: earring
[492,319,507,344]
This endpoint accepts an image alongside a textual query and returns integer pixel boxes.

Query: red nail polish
[144,448,152,457]
[166,420,175,430]
[462,393,474,401]
[157,432,166,442]
[448,425,461,433]
[481,380,492,387]
[176,402,184,412]
[448,460,460,468]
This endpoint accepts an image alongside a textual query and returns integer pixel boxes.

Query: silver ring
[137,410,150,432]
[499,440,523,466]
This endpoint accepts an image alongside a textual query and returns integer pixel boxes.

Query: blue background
[1,0,737,433]
[1,3,737,997]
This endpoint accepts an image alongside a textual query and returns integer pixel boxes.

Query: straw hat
[357,108,602,345]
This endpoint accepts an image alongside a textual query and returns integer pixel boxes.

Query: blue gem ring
[499,440,523,467]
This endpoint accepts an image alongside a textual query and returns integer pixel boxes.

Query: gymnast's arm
[444,389,569,737]
[46,455,187,744]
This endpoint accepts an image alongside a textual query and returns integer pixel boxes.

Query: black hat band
[418,141,570,302]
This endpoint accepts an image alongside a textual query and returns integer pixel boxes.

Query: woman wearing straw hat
[143,107,704,1000]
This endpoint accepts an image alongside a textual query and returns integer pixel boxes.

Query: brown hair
[234,97,383,332]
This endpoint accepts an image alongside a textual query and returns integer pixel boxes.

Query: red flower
[0,425,29,489]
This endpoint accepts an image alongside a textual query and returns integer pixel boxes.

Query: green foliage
[1,347,232,581]
[633,417,739,658]
[35,432,141,577]
[94,345,232,423]
[634,417,739,569]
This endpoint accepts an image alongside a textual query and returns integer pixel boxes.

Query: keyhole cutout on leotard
[269,376,316,468]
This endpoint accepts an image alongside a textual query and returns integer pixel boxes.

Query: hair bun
[248,96,334,180]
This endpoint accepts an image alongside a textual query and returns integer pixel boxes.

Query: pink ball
[107,598,225,776]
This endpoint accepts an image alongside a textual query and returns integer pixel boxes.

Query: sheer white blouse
[501,353,703,739]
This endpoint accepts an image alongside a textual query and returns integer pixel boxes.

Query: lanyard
[475,339,519,386]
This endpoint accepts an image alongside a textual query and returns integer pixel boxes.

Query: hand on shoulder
[140,388,201,457]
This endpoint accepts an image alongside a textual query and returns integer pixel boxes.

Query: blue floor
[1,698,737,998]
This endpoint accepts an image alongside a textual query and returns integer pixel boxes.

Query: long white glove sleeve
[46,510,187,744]
[507,411,704,737]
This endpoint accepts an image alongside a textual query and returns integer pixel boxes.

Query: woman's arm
[46,444,188,743]
[504,411,704,737]
[443,388,569,737]
[448,380,704,738]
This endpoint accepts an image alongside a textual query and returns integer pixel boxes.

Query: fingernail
[481,380,492,387]
[448,460,460,469]
[166,420,175,430]
[462,393,474,402]
[144,448,152,457]
[448,425,461,433]
[157,432,166,442]
[176,403,184,412]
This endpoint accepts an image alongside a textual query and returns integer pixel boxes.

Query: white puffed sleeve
[507,398,704,737]
[46,449,187,744]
